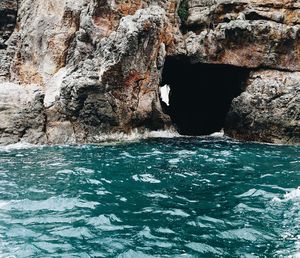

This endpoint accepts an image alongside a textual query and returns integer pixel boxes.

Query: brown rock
[0,0,299,145]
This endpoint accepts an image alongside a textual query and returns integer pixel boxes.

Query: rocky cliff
[0,0,299,145]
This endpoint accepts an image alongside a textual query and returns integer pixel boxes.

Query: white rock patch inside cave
[159,84,170,106]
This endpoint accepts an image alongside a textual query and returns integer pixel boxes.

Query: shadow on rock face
[161,56,250,136]
[0,0,18,49]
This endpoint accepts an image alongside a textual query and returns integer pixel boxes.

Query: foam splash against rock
[0,141,41,152]
[92,129,180,143]
[272,187,300,202]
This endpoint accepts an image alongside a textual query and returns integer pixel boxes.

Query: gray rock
[225,70,300,145]
[48,6,171,143]
[0,0,299,145]
[184,0,300,71]
[0,83,47,145]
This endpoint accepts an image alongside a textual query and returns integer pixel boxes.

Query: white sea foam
[0,129,180,150]
[154,208,190,217]
[272,187,300,202]
[156,227,175,234]
[168,158,181,164]
[132,174,161,184]
[5,197,98,212]
[0,128,230,149]
[92,129,180,143]
[286,253,300,258]
[209,129,225,138]
[284,187,300,201]
[0,201,9,209]
[145,193,169,199]
[175,150,197,156]
[0,141,41,151]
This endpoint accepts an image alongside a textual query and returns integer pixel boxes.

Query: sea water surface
[0,137,299,257]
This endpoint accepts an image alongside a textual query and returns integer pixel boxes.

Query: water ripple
[0,138,298,257]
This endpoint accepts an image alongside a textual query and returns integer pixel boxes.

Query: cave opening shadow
[161,57,249,136]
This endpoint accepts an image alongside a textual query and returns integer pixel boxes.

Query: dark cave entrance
[0,0,18,49]
[160,57,249,136]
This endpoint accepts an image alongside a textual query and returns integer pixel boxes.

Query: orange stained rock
[16,64,44,85]
[116,0,142,16]
[124,70,144,88]
[161,24,175,47]
[285,10,300,25]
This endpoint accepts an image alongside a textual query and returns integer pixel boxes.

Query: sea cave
[160,57,250,136]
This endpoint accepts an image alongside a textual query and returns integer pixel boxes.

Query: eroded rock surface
[183,0,300,144]
[0,0,299,145]
[184,0,300,70]
[0,83,46,145]
[225,70,300,144]
[47,6,172,144]
[0,0,177,145]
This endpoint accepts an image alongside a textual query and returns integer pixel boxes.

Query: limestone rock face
[184,0,300,70]
[182,0,300,144]
[0,83,46,145]
[0,0,299,145]
[225,70,300,144]
[47,6,172,143]
[0,0,178,145]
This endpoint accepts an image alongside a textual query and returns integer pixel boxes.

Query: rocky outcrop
[183,0,300,71]
[46,5,172,144]
[180,0,300,144]
[181,0,300,144]
[0,0,177,145]
[0,0,299,145]
[0,83,46,145]
[225,70,300,144]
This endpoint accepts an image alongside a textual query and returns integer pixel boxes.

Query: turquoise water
[0,138,299,257]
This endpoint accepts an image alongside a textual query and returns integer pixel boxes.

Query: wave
[93,129,230,146]
[272,187,300,202]
[0,141,42,152]
[283,187,300,201]
[0,130,180,150]
[209,129,225,138]
[91,129,181,143]
[0,128,228,149]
